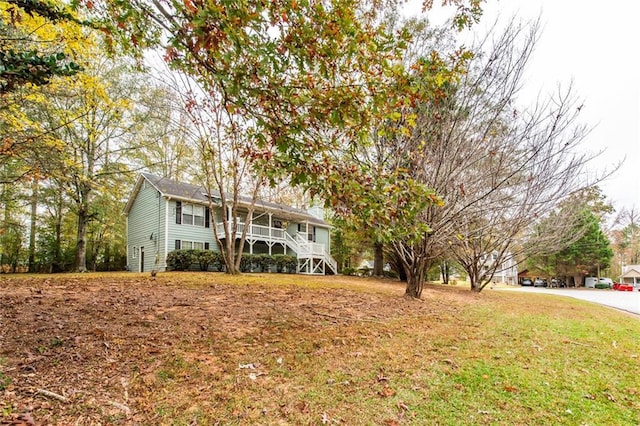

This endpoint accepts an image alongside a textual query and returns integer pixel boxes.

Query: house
[621,264,640,289]
[481,251,518,285]
[123,173,337,275]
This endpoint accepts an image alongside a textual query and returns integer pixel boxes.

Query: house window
[178,202,206,226]
[175,240,205,250]
[297,223,315,242]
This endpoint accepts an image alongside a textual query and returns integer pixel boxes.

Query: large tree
[525,187,615,286]
[35,55,154,271]
[358,18,604,296]
[554,210,613,286]
[72,0,485,275]
[611,207,640,273]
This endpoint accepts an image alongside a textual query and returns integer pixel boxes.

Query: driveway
[499,286,640,316]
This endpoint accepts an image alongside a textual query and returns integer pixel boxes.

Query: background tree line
[0,0,625,296]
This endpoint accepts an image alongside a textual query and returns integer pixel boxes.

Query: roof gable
[622,267,640,278]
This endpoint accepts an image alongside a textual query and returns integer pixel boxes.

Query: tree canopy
[0,0,84,94]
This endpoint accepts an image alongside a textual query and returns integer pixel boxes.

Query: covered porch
[214,214,337,275]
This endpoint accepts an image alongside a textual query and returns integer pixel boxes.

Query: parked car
[549,278,567,288]
[613,282,634,291]
[598,278,613,289]
[533,278,547,287]
[585,277,613,289]
[584,277,597,288]
[521,278,533,286]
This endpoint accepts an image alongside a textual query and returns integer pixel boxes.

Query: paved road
[498,286,640,316]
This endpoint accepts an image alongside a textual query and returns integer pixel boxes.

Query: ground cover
[1,272,639,425]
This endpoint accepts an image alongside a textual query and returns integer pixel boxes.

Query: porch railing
[215,221,337,274]
[215,222,286,241]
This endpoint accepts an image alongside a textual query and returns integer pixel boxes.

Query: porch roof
[124,173,329,227]
[622,267,640,278]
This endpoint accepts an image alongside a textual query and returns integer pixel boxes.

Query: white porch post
[249,211,254,254]
[268,213,273,255]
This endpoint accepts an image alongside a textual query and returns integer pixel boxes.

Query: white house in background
[621,264,640,289]
[123,173,337,275]
[480,251,518,285]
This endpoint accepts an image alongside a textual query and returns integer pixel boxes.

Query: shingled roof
[124,173,328,226]
[622,265,640,278]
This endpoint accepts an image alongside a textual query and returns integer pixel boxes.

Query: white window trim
[178,240,206,250]
[181,203,205,227]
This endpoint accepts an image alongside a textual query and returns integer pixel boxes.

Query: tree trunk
[52,212,62,273]
[104,244,111,271]
[468,270,489,292]
[404,261,427,299]
[223,239,240,274]
[28,180,38,273]
[470,279,483,292]
[441,261,449,284]
[405,275,422,298]
[573,274,583,288]
[1,182,10,269]
[75,208,88,272]
[398,264,407,282]
[373,241,384,277]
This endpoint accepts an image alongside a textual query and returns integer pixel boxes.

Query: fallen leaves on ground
[0,273,469,424]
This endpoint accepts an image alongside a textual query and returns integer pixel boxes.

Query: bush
[167,251,299,273]
[196,250,221,271]
[166,249,195,271]
[239,254,254,272]
[255,254,276,272]
[274,254,297,273]
[341,267,357,276]
[383,270,399,279]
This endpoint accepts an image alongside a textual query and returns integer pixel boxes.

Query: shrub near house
[166,250,297,273]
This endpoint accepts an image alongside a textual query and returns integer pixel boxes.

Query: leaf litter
[0,273,463,424]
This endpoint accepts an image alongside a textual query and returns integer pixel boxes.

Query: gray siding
[127,182,164,272]
[315,227,330,251]
[166,200,219,257]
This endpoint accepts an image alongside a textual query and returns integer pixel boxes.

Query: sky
[405,0,640,213]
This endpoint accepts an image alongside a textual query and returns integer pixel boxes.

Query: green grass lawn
[1,272,639,425]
